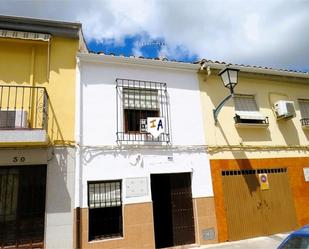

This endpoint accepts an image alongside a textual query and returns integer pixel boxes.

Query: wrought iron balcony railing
[234,115,269,126]
[0,85,48,130]
[300,118,309,127]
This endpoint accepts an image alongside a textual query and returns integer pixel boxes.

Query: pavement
[191,233,289,249]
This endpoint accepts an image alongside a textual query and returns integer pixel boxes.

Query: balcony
[0,85,48,144]
[234,114,269,128]
[301,118,309,129]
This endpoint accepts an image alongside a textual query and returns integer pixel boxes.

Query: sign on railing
[147,117,165,138]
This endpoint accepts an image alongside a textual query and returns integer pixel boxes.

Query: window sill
[234,115,269,128]
[116,132,170,143]
[89,236,124,243]
[235,123,269,128]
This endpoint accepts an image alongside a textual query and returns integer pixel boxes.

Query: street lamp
[213,67,239,124]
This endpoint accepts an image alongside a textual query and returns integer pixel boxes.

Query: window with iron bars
[116,78,170,143]
[88,180,123,240]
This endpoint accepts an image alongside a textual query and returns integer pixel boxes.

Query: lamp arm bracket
[213,94,234,124]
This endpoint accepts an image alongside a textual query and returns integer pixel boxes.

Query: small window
[233,95,268,126]
[299,99,309,127]
[88,181,122,240]
[116,78,170,142]
[123,88,160,132]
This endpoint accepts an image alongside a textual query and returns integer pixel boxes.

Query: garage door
[222,168,297,241]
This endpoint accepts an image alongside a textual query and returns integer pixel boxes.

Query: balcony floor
[0,129,47,144]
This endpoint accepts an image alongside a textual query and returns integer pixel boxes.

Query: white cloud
[0,0,308,70]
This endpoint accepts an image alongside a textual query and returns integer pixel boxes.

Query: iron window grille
[298,99,309,127]
[233,94,268,125]
[88,181,123,240]
[88,181,122,208]
[116,78,170,143]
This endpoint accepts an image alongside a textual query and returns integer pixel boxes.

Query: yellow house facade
[199,60,309,242]
[0,15,86,249]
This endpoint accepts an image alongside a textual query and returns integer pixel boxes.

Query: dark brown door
[151,173,195,248]
[170,173,195,246]
[0,165,47,249]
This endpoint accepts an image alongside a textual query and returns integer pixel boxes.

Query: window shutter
[234,95,265,120]
[299,100,309,118]
[123,88,159,110]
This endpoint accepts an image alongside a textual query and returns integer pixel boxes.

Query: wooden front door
[170,173,195,246]
[0,165,47,249]
[222,168,297,241]
[151,173,195,248]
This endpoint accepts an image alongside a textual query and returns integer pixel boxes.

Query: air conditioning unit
[274,100,296,120]
[0,110,28,128]
[140,119,147,133]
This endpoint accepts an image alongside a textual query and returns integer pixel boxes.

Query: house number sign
[0,149,46,166]
[12,156,26,163]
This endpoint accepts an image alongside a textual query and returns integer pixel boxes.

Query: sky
[0,0,308,72]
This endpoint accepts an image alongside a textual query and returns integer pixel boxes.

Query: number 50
[12,157,26,163]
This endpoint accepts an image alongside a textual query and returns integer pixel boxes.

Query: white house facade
[75,54,217,249]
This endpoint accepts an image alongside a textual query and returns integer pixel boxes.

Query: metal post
[213,93,234,125]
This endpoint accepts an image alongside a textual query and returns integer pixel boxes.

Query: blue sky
[87,31,199,63]
[88,33,197,62]
[0,0,308,72]
[88,36,198,62]
[88,35,161,57]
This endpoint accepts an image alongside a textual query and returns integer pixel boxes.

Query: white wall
[76,57,213,209]
[79,61,205,146]
[77,148,213,208]
[45,147,75,249]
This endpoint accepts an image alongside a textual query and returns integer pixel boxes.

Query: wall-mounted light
[213,67,239,124]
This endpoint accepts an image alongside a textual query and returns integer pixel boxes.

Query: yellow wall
[0,36,79,145]
[199,70,309,159]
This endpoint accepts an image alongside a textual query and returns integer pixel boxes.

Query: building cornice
[0,15,82,38]
[77,53,200,72]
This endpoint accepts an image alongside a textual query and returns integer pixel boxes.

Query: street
[191,233,288,249]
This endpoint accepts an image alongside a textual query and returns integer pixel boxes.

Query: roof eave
[77,53,200,71]
[201,61,309,80]
[0,15,82,38]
